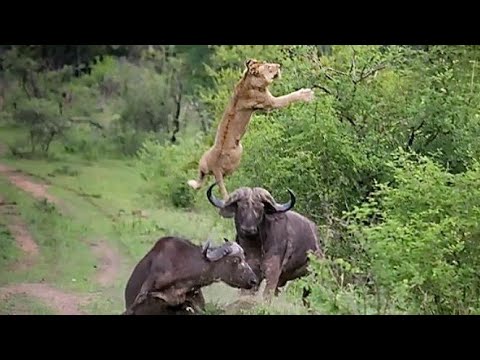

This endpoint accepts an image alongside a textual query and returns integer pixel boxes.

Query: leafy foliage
[297,152,480,314]
[194,45,480,314]
[3,45,480,314]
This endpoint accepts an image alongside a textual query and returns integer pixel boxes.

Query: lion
[187,59,314,200]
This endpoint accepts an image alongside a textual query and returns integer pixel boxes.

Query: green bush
[351,152,480,314]
[135,136,204,209]
[193,45,480,314]
[13,97,69,154]
[196,45,480,221]
[296,151,480,315]
[120,65,172,132]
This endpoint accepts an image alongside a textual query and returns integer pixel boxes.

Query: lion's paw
[187,180,200,189]
[298,88,314,102]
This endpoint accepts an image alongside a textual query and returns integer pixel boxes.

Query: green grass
[0,125,308,315]
[0,223,21,270]
[0,293,56,315]
[0,178,98,290]
[0,125,26,150]
[0,154,236,258]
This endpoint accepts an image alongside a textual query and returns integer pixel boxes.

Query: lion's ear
[245,59,257,69]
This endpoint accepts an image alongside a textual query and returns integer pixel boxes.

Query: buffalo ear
[219,203,237,218]
[263,201,278,215]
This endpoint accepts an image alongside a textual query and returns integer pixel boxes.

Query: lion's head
[243,59,281,88]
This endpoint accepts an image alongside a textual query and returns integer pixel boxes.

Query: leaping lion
[187,59,314,200]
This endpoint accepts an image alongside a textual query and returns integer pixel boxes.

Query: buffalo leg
[302,286,312,308]
[187,289,206,313]
[274,277,289,296]
[125,292,149,315]
[124,276,155,315]
[262,255,282,300]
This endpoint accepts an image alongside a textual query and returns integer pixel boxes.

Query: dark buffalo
[206,183,323,303]
[124,235,258,315]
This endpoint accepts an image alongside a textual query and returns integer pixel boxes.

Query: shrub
[297,151,480,315]
[13,97,69,154]
[135,136,204,209]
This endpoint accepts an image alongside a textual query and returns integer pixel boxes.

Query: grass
[0,178,98,290]
[0,125,308,315]
[0,223,21,270]
[0,293,56,315]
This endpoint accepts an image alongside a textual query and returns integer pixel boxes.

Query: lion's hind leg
[187,169,208,190]
[188,152,210,190]
[212,169,229,200]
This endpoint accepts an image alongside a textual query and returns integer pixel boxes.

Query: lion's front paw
[297,88,314,102]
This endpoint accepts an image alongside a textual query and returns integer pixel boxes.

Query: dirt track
[0,164,61,206]
[0,145,125,314]
[89,240,123,287]
[0,196,39,260]
[0,283,90,315]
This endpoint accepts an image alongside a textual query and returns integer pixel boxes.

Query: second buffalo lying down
[207,183,323,303]
[123,236,258,315]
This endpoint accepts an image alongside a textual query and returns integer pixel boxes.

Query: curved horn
[255,188,296,213]
[206,182,224,208]
[229,242,244,257]
[205,244,232,262]
[202,239,212,256]
[273,188,296,213]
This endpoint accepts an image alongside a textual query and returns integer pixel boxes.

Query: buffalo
[123,235,258,315]
[206,183,323,304]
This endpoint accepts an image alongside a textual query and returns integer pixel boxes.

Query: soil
[89,240,123,287]
[0,144,126,314]
[0,283,90,315]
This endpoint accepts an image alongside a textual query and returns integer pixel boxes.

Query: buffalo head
[206,183,296,237]
[202,238,258,289]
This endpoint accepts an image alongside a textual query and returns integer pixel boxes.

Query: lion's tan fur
[187,59,314,200]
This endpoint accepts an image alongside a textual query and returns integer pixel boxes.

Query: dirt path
[0,146,60,208]
[0,164,61,207]
[0,143,127,314]
[0,192,89,314]
[0,196,39,270]
[0,283,90,315]
[89,240,124,287]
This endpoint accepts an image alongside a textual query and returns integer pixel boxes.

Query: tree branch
[69,117,104,130]
[324,72,335,82]
[325,67,349,76]
[424,130,441,147]
[353,64,386,84]
[312,84,334,96]
[341,113,357,127]
[350,47,357,77]
[406,119,426,150]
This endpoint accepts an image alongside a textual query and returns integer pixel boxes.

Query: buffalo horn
[202,239,211,256]
[229,242,244,257]
[206,183,225,208]
[205,244,232,262]
[272,189,296,213]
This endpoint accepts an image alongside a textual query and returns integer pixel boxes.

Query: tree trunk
[171,85,182,143]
